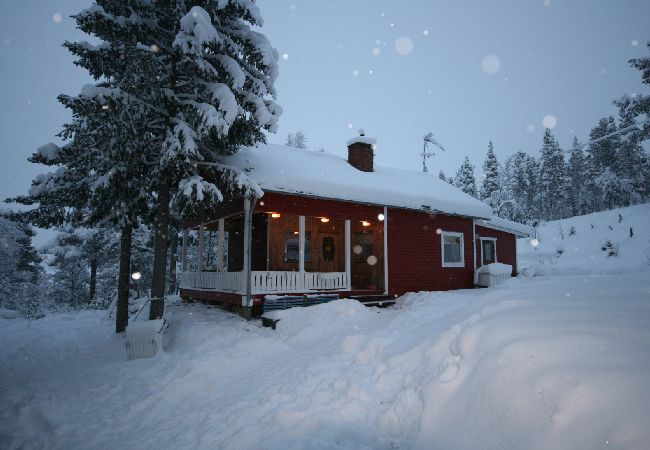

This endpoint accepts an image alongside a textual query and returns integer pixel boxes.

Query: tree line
[441,44,650,224]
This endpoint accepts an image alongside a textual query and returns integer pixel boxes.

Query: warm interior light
[271,213,281,218]
[259,201,265,206]
[293,231,299,235]
[362,221,370,227]
[320,217,330,223]
[377,213,385,221]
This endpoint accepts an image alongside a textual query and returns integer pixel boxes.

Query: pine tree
[567,137,587,216]
[39,1,281,321]
[480,141,501,210]
[615,41,650,143]
[454,157,478,198]
[586,117,623,209]
[538,129,567,220]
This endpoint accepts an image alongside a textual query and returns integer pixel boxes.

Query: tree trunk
[89,258,97,302]
[116,224,132,333]
[168,230,178,295]
[150,175,170,319]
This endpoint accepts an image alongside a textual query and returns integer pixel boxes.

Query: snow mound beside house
[519,203,650,275]
[2,274,650,449]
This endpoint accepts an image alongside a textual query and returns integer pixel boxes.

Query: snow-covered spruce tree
[586,117,622,210]
[480,141,501,211]
[503,152,533,222]
[0,214,42,317]
[10,85,155,331]
[567,137,588,216]
[454,156,478,198]
[616,41,650,143]
[616,110,647,205]
[538,129,567,220]
[68,1,281,320]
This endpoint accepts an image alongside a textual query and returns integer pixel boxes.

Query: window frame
[284,231,311,263]
[441,231,465,268]
[480,237,497,266]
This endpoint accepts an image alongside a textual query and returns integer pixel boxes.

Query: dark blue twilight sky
[1,0,649,205]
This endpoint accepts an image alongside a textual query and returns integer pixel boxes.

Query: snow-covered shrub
[601,240,619,257]
[568,226,577,236]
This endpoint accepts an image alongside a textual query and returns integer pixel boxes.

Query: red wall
[475,225,517,276]
[257,191,383,221]
[386,208,475,296]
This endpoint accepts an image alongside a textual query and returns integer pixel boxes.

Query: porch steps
[348,295,396,308]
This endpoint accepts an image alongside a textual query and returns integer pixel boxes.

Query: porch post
[345,219,351,290]
[181,228,188,272]
[198,224,205,273]
[217,218,225,272]
[242,197,254,316]
[299,215,305,274]
[383,207,388,295]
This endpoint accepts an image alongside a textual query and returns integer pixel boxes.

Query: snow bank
[519,203,650,275]
[476,261,513,275]
[2,274,650,449]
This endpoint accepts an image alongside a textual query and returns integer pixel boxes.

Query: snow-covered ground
[2,272,649,449]
[519,203,650,275]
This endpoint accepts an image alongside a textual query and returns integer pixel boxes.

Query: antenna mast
[420,132,446,173]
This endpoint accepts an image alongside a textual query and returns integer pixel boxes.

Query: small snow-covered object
[475,263,513,287]
[125,319,166,360]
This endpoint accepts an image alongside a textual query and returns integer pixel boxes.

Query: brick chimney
[346,129,377,172]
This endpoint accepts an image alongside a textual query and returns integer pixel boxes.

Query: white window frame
[480,237,497,266]
[441,231,465,268]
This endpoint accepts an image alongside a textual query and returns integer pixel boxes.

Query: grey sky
[1,0,649,207]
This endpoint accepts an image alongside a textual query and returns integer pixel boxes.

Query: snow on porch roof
[224,144,493,219]
[476,215,532,237]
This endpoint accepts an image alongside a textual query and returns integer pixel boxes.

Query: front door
[352,231,377,289]
[481,239,496,266]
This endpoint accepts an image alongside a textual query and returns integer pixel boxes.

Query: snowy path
[1,273,650,449]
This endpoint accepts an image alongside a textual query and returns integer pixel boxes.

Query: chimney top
[346,130,376,172]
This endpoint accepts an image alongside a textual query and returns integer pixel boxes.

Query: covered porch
[179,192,389,314]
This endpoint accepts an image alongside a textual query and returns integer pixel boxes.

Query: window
[284,231,311,262]
[481,238,496,266]
[441,231,465,267]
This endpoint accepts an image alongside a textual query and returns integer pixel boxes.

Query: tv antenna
[420,132,446,173]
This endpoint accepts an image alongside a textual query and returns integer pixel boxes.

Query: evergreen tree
[616,113,646,205]
[480,141,501,210]
[538,129,566,220]
[615,41,650,143]
[454,156,478,198]
[567,137,587,216]
[438,170,447,182]
[586,117,623,209]
[0,214,41,317]
[65,1,281,319]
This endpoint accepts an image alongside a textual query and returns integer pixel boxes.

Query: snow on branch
[173,6,223,56]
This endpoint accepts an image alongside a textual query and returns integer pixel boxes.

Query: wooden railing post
[345,220,351,290]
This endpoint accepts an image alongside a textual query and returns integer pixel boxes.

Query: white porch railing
[180,271,349,295]
[181,271,244,293]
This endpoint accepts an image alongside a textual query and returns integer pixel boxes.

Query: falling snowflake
[543,0,551,6]
[526,124,535,133]
[282,53,289,61]
[372,48,381,56]
[530,238,540,248]
[367,255,378,266]
[348,123,354,129]
[352,69,359,77]
[599,68,607,76]
[542,114,557,129]
[395,36,414,55]
[423,30,429,36]
[52,13,62,23]
[481,55,501,75]
[368,70,374,75]
[631,39,639,47]
[290,4,297,11]
[353,245,363,255]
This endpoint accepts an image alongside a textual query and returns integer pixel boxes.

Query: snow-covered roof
[223,144,493,219]
[476,215,532,237]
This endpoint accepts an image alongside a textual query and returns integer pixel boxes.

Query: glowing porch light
[362,221,370,227]
[131,272,142,281]
[320,217,330,223]
[377,213,385,221]
[270,213,281,218]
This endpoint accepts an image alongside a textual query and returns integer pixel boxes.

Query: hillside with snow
[518,203,650,275]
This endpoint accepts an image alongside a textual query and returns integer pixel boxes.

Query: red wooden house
[179,134,530,317]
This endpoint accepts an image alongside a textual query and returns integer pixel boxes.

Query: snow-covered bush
[600,240,619,257]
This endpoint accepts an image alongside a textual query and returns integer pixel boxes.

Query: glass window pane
[443,235,461,263]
